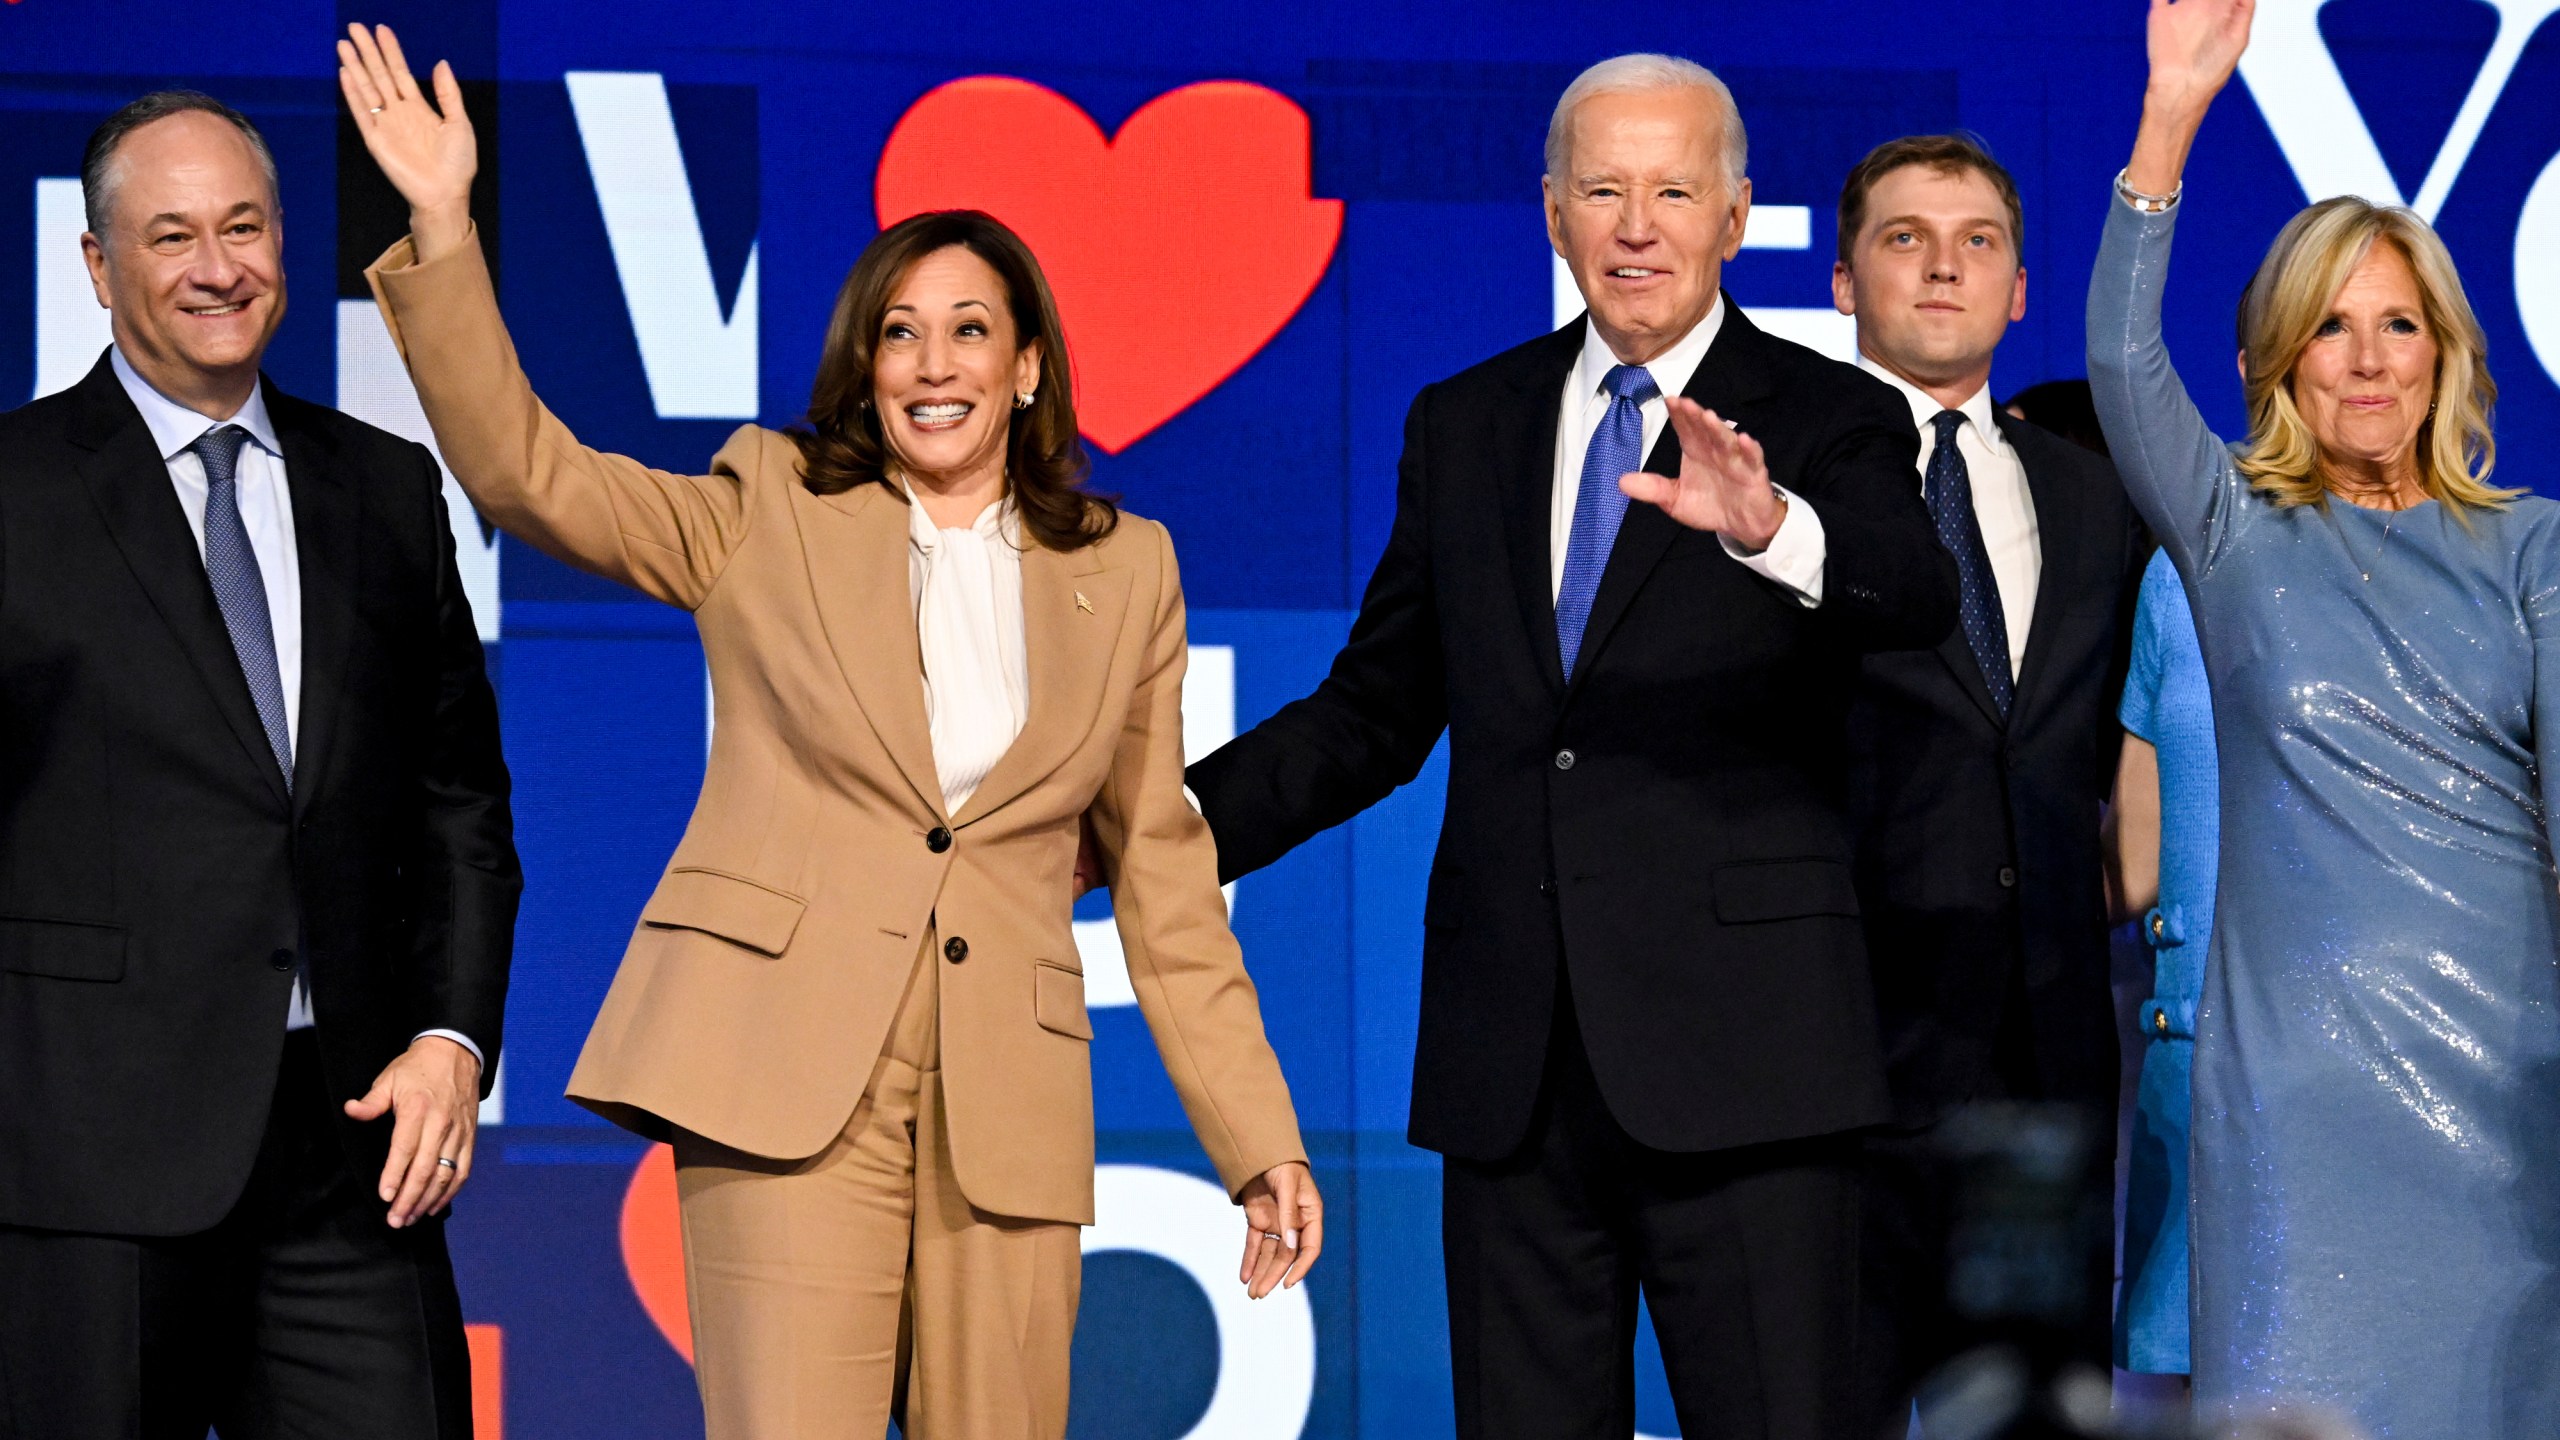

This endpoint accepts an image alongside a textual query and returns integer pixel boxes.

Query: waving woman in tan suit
[339,25,1319,1438]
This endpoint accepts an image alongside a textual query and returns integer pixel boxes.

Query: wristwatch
[2115,167,2182,214]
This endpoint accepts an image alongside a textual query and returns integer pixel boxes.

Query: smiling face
[871,245,1043,493]
[2290,240,2439,487]
[1833,163,2025,399]
[82,110,285,412]
[1544,86,1748,364]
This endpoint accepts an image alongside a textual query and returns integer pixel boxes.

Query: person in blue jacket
[2106,548,2216,1382]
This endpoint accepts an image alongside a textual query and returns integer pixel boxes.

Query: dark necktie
[1927,409,2013,716]
[195,424,294,787]
[1556,363,1658,682]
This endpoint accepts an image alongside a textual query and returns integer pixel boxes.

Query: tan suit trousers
[673,937,1082,1439]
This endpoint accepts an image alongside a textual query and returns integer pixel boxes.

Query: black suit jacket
[1189,305,1959,1161]
[0,353,519,1236]
[1846,413,2143,1126]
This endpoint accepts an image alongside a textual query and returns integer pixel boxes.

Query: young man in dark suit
[0,91,517,1438]
[1827,135,2146,1429]
[1187,53,1956,1440]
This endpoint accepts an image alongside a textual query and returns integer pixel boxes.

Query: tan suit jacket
[367,235,1304,1225]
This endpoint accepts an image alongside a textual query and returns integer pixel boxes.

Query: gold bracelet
[2114,167,2181,214]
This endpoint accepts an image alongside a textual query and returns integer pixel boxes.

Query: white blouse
[904,484,1030,816]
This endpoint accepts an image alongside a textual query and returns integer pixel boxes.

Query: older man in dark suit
[0,90,516,1439]
[1188,52,1956,1440]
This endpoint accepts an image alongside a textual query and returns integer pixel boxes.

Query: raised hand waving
[336,23,478,262]
[1618,397,1789,551]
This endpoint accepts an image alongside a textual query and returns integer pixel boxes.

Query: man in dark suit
[0,91,517,1438]
[1186,54,1956,1440]
[1825,135,2145,1428]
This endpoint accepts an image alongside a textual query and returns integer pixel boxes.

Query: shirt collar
[109,345,282,463]
[1572,293,1725,410]
[901,480,1020,555]
[1854,352,2004,450]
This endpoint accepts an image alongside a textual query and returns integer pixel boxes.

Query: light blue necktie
[1556,363,1658,682]
[195,424,294,787]
[1927,409,2014,716]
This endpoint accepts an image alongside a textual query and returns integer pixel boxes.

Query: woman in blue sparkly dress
[2088,0,2560,1432]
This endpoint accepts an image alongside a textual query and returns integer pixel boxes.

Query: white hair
[1544,53,1747,196]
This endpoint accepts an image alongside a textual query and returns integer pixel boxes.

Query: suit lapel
[952,541,1129,826]
[797,481,949,821]
[1497,325,1582,697]
[64,355,290,808]
[1568,297,1774,695]
[274,388,358,813]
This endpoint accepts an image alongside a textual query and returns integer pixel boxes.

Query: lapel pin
[1075,590,1095,614]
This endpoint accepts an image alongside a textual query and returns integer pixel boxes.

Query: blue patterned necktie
[1926,409,2013,716]
[1556,363,1659,681]
[195,424,294,787]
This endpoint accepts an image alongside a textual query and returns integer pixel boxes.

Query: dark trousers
[1442,995,1864,1440]
[1853,1109,2117,1437]
[0,1032,474,1440]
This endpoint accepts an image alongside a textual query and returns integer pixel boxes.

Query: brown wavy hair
[791,210,1115,550]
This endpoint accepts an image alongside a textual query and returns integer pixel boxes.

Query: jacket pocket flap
[0,915,128,981]
[1034,961,1093,1040]
[640,868,807,957]
[1711,859,1860,924]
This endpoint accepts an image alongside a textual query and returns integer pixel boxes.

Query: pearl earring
[1015,392,1035,410]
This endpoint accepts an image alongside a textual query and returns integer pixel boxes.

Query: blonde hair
[2234,196,2509,511]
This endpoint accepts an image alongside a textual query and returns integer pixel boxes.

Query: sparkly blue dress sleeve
[2088,189,2560,1436]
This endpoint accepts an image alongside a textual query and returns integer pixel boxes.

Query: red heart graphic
[876,77,1342,454]
[620,1143,692,1363]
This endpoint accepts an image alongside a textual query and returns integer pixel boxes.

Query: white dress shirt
[1855,356,2041,677]
[1553,298,1826,607]
[904,484,1030,816]
[111,348,481,1066]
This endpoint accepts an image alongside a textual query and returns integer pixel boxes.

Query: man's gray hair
[82,90,279,238]
[1544,54,1748,196]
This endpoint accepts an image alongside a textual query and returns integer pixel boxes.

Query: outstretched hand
[2129,0,2256,196]
[337,24,478,262]
[1618,397,1786,551]
[2145,0,2256,113]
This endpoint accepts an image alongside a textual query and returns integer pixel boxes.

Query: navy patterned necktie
[1556,363,1659,681]
[1927,409,2013,716]
[194,424,294,787]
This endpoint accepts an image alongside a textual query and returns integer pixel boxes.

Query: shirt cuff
[414,1028,486,1070]
[1719,485,1825,606]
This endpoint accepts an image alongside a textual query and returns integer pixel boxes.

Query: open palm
[338,24,477,221]
[1619,397,1786,549]
[2147,0,2256,110]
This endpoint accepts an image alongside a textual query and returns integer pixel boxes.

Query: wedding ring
[369,106,384,115]
[435,1156,458,1170]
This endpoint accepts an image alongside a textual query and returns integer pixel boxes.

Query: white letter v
[566,71,760,419]
[2239,0,2560,223]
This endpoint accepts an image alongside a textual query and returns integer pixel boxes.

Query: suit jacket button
[1997,866,2018,888]
[944,936,969,964]
[269,947,296,972]
[1553,749,1576,771]
[1539,878,1556,897]
[2150,912,2166,940]
[926,826,952,853]
[2154,1009,2171,1035]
